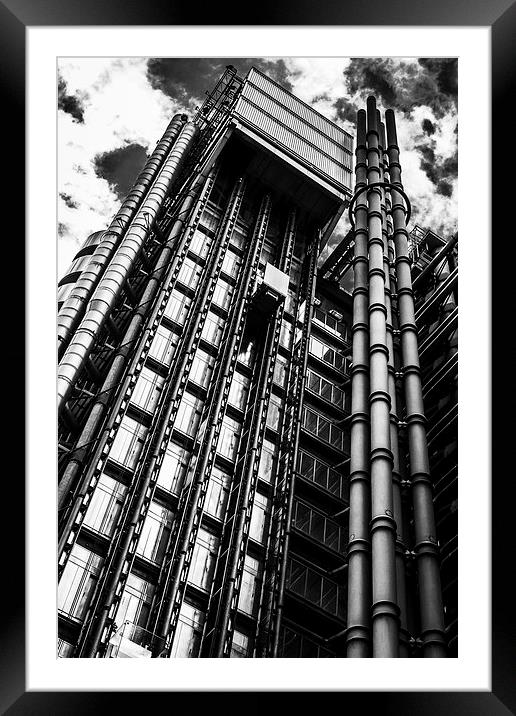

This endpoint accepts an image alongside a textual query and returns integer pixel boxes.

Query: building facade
[57,67,457,658]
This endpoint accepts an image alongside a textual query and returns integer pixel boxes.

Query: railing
[306,369,346,410]
[107,621,165,658]
[292,499,346,553]
[286,557,346,618]
[302,407,347,452]
[278,624,336,657]
[297,450,348,501]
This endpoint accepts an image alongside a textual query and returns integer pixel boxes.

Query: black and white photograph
[56,56,459,660]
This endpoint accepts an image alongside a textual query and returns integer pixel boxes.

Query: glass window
[249,492,270,543]
[217,415,242,461]
[156,442,190,494]
[165,289,191,325]
[229,371,250,411]
[204,467,231,520]
[189,228,211,259]
[189,528,219,591]
[258,439,277,483]
[200,206,220,233]
[238,555,261,616]
[83,473,127,537]
[136,500,174,564]
[266,394,283,431]
[170,602,205,658]
[230,631,250,658]
[230,225,247,250]
[309,336,346,372]
[279,320,294,350]
[131,367,165,414]
[201,312,225,347]
[237,338,256,368]
[109,417,147,470]
[58,544,103,620]
[273,355,288,388]
[190,349,215,389]
[148,324,178,366]
[176,393,204,437]
[221,249,241,278]
[212,277,234,311]
[115,573,155,630]
[177,257,203,289]
[57,639,75,658]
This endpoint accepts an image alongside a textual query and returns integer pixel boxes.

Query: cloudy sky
[57,57,457,279]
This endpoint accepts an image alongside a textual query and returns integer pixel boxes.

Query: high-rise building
[57,66,457,659]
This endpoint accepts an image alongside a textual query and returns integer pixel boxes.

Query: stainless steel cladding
[233,68,353,192]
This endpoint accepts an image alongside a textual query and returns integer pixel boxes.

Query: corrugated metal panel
[247,68,353,151]
[233,96,352,190]
[240,83,351,168]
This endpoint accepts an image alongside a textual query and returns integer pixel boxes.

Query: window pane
[165,289,191,325]
[131,367,165,414]
[229,371,250,411]
[176,393,204,437]
[83,474,127,537]
[148,325,178,366]
[116,573,155,630]
[201,313,225,347]
[258,439,276,483]
[170,602,205,658]
[136,501,174,564]
[58,545,103,620]
[249,492,270,543]
[189,228,212,259]
[156,442,190,494]
[109,417,147,470]
[189,529,219,590]
[204,467,231,520]
[190,349,215,389]
[238,555,261,616]
[217,416,242,461]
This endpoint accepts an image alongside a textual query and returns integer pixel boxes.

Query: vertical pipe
[379,117,410,657]
[57,113,187,357]
[366,97,399,657]
[57,122,198,412]
[385,109,447,657]
[346,109,371,658]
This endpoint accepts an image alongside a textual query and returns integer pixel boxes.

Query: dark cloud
[344,58,457,118]
[146,58,293,106]
[334,96,358,124]
[416,140,458,197]
[422,118,435,135]
[58,74,85,123]
[94,143,149,200]
[59,192,78,209]
[58,222,68,237]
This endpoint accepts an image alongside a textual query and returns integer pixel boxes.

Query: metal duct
[57,121,198,412]
[346,108,372,658]
[57,113,187,357]
[385,108,447,658]
[366,97,399,657]
[379,117,409,656]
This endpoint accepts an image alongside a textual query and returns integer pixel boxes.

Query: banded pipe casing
[378,117,410,657]
[57,121,198,413]
[57,113,188,357]
[385,108,446,658]
[366,97,399,658]
[346,108,372,658]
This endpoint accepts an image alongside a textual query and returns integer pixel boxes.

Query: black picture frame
[6,0,510,712]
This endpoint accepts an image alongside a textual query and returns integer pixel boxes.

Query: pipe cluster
[346,98,446,658]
